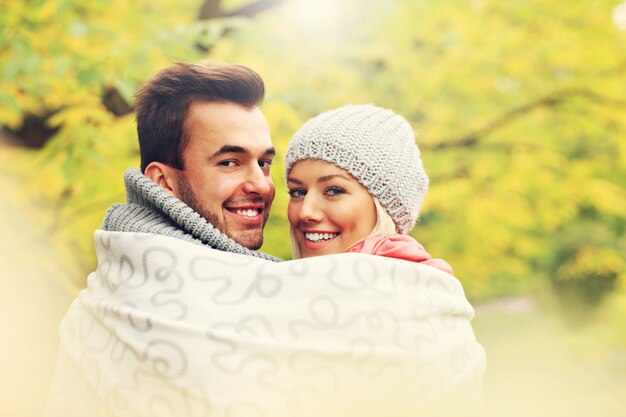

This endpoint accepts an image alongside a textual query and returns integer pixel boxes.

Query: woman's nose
[299,194,323,223]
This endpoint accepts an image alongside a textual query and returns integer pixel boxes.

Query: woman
[285,103,452,274]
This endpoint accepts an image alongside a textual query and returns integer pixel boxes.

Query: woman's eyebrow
[287,173,351,185]
[318,174,351,183]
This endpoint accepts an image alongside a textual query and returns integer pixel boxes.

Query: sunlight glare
[613,1,626,31]
[282,0,346,38]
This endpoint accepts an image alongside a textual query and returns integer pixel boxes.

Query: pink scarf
[348,234,454,275]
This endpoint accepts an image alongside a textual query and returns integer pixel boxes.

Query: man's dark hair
[134,61,265,172]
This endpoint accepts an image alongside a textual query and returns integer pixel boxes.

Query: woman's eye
[325,187,345,196]
[288,189,306,198]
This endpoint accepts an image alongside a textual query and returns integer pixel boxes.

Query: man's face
[173,101,276,250]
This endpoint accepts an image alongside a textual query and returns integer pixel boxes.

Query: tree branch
[198,0,222,20]
[223,0,287,18]
[102,87,132,117]
[199,0,287,20]
[196,0,286,52]
[428,88,626,150]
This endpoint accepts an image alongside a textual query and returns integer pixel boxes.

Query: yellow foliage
[2,0,625,306]
[556,247,625,282]
[48,105,111,129]
[584,179,626,217]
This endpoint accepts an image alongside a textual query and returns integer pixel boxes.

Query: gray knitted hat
[285,104,428,234]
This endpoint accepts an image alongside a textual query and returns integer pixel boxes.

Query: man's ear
[144,162,178,196]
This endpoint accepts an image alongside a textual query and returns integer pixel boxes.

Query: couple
[128,61,448,268]
[47,61,485,417]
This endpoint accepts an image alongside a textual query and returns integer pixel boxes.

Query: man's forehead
[185,101,273,153]
[187,100,263,124]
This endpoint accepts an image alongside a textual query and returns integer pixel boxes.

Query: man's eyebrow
[210,146,276,159]
[211,145,245,158]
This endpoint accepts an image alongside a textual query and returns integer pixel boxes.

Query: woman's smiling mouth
[301,231,339,251]
[304,232,339,242]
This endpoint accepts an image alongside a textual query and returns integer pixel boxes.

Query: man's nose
[242,164,273,195]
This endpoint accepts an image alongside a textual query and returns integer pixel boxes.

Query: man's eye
[218,160,237,167]
[259,160,272,169]
[288,189,306,198]
[325,186,345,196]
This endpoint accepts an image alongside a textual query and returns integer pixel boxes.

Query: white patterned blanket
[46,230,486,417]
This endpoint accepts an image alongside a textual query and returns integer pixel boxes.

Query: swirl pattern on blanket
[46,230,486,417]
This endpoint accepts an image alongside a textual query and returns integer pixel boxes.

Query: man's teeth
[305,232,338,242]
[235,209,259,217]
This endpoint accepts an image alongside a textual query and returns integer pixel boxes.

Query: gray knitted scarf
[102,168,281,262]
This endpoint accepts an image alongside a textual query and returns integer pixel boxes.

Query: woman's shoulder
[348,234,426,258]
[348,234,453,274]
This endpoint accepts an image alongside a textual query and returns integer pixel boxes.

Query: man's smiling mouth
[233,209,260,217]
[224,198,266,220]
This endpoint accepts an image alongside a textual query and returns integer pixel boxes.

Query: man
[45,61,285,416]
[102,61,279,260]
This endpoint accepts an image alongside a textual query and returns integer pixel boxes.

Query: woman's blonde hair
[290,196,397,259]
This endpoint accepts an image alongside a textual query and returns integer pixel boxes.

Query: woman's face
[287,159,377,258]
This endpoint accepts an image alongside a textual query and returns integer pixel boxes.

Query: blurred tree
[1,0,624,308]
[0,0,286,148]
[208,0,626,302]
[0,0,285,286]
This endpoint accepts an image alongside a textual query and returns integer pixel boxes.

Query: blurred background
[1,0,625,415]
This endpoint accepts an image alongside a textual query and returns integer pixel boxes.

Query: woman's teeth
[235,209,259,217]
[305,232,338,242]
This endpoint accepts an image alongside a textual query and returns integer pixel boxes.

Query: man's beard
[176,174,265,250]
